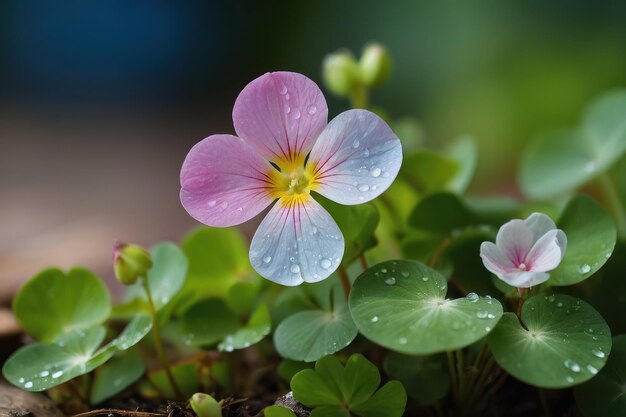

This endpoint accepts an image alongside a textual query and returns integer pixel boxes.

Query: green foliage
[149,363,199,399]
[520,90,626,199]
[384,352,450,405]
[175,299,240,347]
[549,195,616,286]
[190,393,222,417]
[350,260,502,354]
[218,304,271,352]
[90,352,145,404]
[291,354,406,417]
[574,335,626,417]
[264,406,297,417]
[488,294,611,388]
[274,286,358,362]
[13,268,111,343]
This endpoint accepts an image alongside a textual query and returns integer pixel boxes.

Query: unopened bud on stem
[113,241,153,285]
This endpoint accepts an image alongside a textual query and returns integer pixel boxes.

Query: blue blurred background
[1,0,625,298]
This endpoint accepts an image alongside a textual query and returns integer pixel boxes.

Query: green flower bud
[190,392,222,417]
[322,50,361,97]
[359,42,392,87]
[113,241,153,285]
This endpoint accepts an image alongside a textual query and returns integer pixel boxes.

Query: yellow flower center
[268,156,320,205]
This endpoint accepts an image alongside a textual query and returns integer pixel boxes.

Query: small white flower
[480,213,567,288]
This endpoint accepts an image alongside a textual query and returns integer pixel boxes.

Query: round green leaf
[549,195,616,286]
[574,335,626,417]
[488,294,612,388]
[264,406,297,417]
[13,268,111,342]
[350,260,502,355]
[520,90,626,199]
[90,352,145,404]
[445,135,477,193]
[408,193,476,235]
[218,304,271,352]
[148,362,199,399]
[146,242,188,309]
[399,150,460,195]
[274,288,358,362]
[2,326,113,391]
[182,227,249,280]
[178,299,240,347]
[106,314,152,351]
[351,380,407,417]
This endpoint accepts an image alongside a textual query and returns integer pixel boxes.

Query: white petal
[524,212,557,244]
[307,109,402,205]
[495,219,533,267]
[480,242,516,275]
[501,271,550,288]
[249,197,345,286]
[526,230,567,272]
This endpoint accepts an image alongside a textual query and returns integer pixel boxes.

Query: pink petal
[307,109,402,205]
[501,271,550,288]
[495,219,534,267]
[480,242,516,275]
[524,212,557,244]
[249,197,344,286]
[526,229,567,272]
[180,134,275,227]
[233,71,328,165]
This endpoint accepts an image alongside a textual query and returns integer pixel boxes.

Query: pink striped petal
[233,71,328,165]
[524,212,557,244]
[180,134,275,227]
[501,271,550,288]
[480,242,516,275]
[495,219,533,267]
[308,109,402,205]
[526,229,567,272]
[249,197,344,286]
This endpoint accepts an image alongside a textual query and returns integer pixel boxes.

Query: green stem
[598,172,626,239]
[141,278,185,400]
[455,349,465,400]
[466,356,496,408]
[338,266,351,300]
[350,84,368,109]
[447,351,459,402]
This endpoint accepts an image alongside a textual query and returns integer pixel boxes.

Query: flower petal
[495,219,534,266]
[501,271,550,288]
[307,109,402,205]
[180,134,275,227]
[233,71,328,165]
[526,229,567,272]
[524,212,557,244]
[249,197,344,286]
[480,242,516,275]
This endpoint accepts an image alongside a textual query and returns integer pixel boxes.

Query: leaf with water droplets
[575,335,626,417]
[218,304,271,352]
[13,268,111,343]
[90,351,145,404]
[350,260,503,354]
[520,90,626,199]
[171,299,240,347]
[488,294,611,388]
[549,195,616,286]
[274,286,358,362]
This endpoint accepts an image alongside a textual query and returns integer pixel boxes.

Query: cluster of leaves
[3,54,626,417]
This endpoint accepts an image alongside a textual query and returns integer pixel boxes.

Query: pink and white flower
[180,72,402,286]
[480,213,567,288]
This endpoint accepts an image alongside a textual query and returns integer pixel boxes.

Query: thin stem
[359,254,369,271]
[597,172,626,239]
[428,238,452,268]
[516,288,529,331]
[141,278,185,400]
[447,351,459,402]
[350,84,368,109]
[338,266,351,300]
[455,349,465,399]
[67,379,89,409]
[466,356,496,408]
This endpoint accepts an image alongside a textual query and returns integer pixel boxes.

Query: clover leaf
[218,304,271,352]
[291,354,406,417]
[350,260,502,354]
[383,352,450,405]
[13,268,111,343]
[90,351,145,404]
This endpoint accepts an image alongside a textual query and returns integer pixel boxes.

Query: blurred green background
[0,0,624,297]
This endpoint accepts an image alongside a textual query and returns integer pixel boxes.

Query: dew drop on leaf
[385,277,396,285]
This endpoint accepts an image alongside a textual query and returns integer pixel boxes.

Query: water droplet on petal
[466,292,479,302]
[353,139,360,148]
[382,171,390,178]
[307,105,317,115]
[320,259,332,269]
[290,264,301,274]
[358,184,370,192]
[579,264,591,274]
[220,202,229,209]
[207,200,217,207]
[279,84,288,95]
[363,148,370,157]
[370,167,381,177]
[263,256,272,263]
[385,277,396,285]
[236,207,243,212]
[293,109,301,119]
[285,106,291,114]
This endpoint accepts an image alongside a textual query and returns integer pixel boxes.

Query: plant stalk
[597,172,626,239]
[338,266,351,300]
[141,277,185,400]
